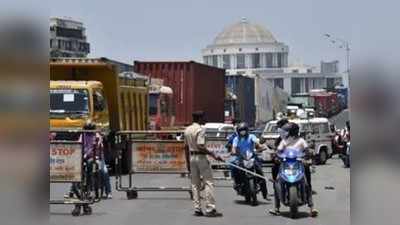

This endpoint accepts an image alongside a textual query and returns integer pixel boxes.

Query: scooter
[274,148,309,218]
[234,151,264,206]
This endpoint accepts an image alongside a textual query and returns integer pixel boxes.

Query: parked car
[262,117,334,165]
[203,123,235,138]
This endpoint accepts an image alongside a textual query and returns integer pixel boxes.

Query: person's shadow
[279,211,310,219]
[234,199,272,206]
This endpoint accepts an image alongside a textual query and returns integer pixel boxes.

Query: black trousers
[271,161,280,181]
[304,164,312,191]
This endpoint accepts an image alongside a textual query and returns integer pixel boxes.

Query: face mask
[239,130,247,136]
[278,128,288,139]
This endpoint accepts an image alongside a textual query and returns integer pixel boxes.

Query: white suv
[262,117,334,165]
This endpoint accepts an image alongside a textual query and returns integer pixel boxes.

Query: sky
[48,0,400,73]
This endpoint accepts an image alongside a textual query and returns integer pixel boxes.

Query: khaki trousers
[190,154,216,212]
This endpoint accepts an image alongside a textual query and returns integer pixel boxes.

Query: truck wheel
[71,205,81,217]
[289,186,298,219]
[127,190,138,199]
[83,205,92,215]
[318,150,328,165]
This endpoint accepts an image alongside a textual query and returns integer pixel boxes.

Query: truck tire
[318,149,328,165]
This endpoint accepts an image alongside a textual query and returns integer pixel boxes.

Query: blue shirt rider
[230,122,270,200]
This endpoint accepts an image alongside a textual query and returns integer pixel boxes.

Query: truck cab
[50,81,109,139]
[148,79,175,130]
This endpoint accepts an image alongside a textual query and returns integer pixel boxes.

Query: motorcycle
[274,148,310,218]
[332,131,346,155]
[340,141,350,168]
[234,151,265,206]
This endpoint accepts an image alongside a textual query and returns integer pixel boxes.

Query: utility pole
[324,33,351,85]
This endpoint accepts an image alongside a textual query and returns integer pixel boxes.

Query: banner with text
[131,142,187,173]
[50,143,82,182]
[206,140,230,166]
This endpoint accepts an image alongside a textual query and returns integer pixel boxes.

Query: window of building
[274,78,284,89]
[327,78,336,90]
[203,56,208,65]
[212,55,218,67]
[291,78,308,94]
[236,54,245,69]
[310,78,324,90]
[292,69,299,73]
[251,53,260,68]
[238,48,242,52]
[277,53,283,68]
[307,69,313,73]
[222,55,230,69]
[265,53,273,68]
[204,56,212,66]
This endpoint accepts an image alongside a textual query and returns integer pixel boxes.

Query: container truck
[134,61,225,125]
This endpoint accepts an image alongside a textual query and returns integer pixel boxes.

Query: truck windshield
[50,89,89,116]
[149,93,158,116]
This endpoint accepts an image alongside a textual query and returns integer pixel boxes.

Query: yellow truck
[50,58,149,171]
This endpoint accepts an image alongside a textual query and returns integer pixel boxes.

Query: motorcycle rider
[231,122,270,200]
[269,122,318,217]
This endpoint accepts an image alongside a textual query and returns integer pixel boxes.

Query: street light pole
[324,33,351,111]
[324,33,351,83]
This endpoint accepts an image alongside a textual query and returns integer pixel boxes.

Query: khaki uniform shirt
[184,123,206,152]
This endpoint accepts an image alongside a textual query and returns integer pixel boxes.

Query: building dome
[213,18,277,45]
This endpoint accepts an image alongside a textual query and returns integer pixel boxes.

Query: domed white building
[202,18,288,75]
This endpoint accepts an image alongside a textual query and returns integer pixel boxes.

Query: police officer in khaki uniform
[184,111,223,217]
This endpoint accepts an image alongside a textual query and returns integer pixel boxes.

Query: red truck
[310,90,340,118]
[134,61,225,126]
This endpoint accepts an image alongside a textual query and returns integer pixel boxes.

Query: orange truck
[50,57,149,171]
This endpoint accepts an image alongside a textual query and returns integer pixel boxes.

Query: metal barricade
[204,131,234,180]
[49,130,102,216]
[115,130,192,200]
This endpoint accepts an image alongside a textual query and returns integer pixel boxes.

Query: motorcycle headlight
[284,168,295,176]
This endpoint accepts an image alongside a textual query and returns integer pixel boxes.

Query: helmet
[236,122,249,136]
[83,120,96,130]
[277,118,289,128]
[282,122,299,137]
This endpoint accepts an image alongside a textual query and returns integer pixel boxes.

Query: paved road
[50,157,350,225]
